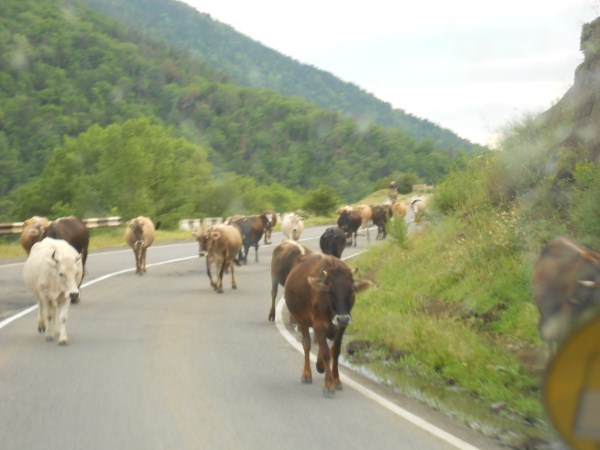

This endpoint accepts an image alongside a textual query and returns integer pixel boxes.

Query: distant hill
[80,0,485,153]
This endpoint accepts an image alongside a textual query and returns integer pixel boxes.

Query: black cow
[320,226,346,258]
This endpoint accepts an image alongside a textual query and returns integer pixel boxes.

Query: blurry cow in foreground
[22,238,83,345]
[533,236,600,350]
[284,253,372,395]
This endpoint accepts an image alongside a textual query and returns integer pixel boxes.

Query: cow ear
[353,279,373,293]
[210,231,221,240]
[577,280,597,288]
[308,271,328,291]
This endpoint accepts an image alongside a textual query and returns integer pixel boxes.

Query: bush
[302,185,341,216]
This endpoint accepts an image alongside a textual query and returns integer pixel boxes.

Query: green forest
[80,0,484,152]
[0,0,474,225]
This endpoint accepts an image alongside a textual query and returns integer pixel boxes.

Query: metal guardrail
[0,216,124,236]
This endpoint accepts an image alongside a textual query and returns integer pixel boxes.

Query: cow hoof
[316,361,325,374]
[322,387,336,397]
[38,326,45,334]
[335,383,343,391]
[232,285,237,290]
[59,339,68,346]
[301,376,312,384]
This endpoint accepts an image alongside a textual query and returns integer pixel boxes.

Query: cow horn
[577,280,597,288]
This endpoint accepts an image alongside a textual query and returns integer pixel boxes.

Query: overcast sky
[180,1,599,147]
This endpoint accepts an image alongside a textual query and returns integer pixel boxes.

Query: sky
[180,1,599,147]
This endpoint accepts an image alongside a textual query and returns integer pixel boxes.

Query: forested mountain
[0,0,468,224]
[79,0,483,152]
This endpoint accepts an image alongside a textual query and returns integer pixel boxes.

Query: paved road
[0,226,502,450]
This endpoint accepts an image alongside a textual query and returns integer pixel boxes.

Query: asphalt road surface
[0,226,503,450]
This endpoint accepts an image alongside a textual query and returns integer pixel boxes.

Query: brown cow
[268,240,312,322]
[196,224,242,293]
[284,253,372,395]
[45,216,89,303]
[263,211,278,245]
[337,209,361,247]
[533,236,600,348]
[370,205,389,240]
[124,216,156,274]
[20,216,50,254]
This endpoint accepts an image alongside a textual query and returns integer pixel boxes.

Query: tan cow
[354,204,373,242]
[196,224,242,293]
[22,237,83,345]
[20,216,50,254]
[390,201,407,220]
[125,216,156,274]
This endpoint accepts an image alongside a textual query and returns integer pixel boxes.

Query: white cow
[281,213,305,241]
[22,237,83,345]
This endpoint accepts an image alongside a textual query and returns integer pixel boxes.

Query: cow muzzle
[69,291,80,303]
[332,314,352,326]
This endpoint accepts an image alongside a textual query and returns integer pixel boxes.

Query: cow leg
[57,300,70,345]
[206,256,217,290]
[37,299,46,334]
[299,324,312,384]
[229,261,237,290]
[46,300,57,340]
[216,260,227,293]
[269,279,279,322]
[314,324,335,395]
[141,247,147,273]
[254,244,259,263]
[330,328,346,390]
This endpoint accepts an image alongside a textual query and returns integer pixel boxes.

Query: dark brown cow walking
[230,213,269,264]
[44,216,89,303]
[337,210,362,247]
[268,240,312,322]
[533,236,600,349]
[284,253,372,395]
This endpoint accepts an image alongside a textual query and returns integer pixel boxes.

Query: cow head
[50,249,83,303]
[308,268,372,327]
[193,227,210,256]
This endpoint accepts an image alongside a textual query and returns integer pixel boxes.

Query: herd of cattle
[13,200,600,391]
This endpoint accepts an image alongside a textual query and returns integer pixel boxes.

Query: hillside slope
[539,16,600,162]
[80,0,484,153]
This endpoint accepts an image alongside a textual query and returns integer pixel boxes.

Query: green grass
[345,212,556,446]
